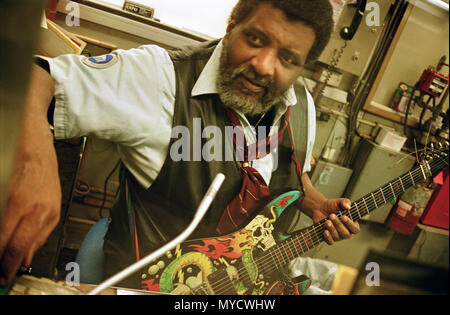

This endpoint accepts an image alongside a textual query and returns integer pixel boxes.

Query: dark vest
[103,40,310,281]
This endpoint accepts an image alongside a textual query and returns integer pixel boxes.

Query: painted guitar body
[137,149,448,295]
[139,191,307,295]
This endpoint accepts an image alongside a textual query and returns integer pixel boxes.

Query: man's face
[217,3,316,116]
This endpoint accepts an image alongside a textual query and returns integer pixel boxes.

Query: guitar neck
[265,157,448,268]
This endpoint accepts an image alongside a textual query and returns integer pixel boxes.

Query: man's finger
[341,215,360,234]
[0,200,23,262]
[330,214,351,239]
[325,217,341,241]
[341,199,352,210]
[23,225,55,267]
[324,230,334,245]
[0,217,41,286]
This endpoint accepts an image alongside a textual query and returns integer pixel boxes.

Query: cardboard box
[375,128,407,152]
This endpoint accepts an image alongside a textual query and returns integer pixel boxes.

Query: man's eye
[280,55,299,66]
[247,34,263,46]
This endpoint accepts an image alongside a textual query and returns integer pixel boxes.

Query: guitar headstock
[419,141,449,162]
[418,141,449,178]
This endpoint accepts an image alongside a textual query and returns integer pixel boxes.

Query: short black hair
[228,0,334,63]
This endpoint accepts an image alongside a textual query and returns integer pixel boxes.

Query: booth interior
[1,0,448,295]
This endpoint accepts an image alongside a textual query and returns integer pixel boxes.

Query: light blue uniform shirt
[45,41,316,189]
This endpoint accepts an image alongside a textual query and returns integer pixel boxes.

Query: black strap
[283,83,311,233]
[33,57,55,126]
[290,83,310,184]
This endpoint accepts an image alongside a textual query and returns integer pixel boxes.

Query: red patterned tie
[216,107,291,234]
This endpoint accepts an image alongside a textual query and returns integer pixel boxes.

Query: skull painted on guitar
[139,191,307,295]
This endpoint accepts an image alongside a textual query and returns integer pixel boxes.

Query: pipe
[317,105,381,128]
[426,0,449,11]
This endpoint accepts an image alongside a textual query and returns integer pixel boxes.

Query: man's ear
[223,21,236,42]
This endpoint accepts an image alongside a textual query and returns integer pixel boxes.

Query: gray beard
[216,47,287,116]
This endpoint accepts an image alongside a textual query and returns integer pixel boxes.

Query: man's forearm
[298,173,328,219]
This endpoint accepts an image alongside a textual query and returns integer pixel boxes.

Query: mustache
[231,66,274,91]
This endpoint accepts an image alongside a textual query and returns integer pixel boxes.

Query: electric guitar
[139,149,448,295]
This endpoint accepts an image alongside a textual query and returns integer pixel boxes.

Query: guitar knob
[281,274,311,295]
[290,274,312,295]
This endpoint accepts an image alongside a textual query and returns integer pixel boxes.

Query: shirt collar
[191,40,297,107]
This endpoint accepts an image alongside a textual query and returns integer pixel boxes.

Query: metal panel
[344,139,416,223]
[310,160,354,199]
[319,1,393,77]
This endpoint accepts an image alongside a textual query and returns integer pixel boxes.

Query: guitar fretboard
[261,157,448,272]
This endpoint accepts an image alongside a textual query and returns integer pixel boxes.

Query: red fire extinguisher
[388,184,434,235]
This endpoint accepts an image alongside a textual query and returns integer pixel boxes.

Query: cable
[342,0,410,167]
[416,230,427,261]
[403,83,419,135]
[98,160,121,218]
[317,40,348,103]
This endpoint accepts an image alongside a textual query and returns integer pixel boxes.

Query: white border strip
[56,0,210,47]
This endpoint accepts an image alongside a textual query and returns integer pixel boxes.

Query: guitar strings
[212,156,447,293]
[286,161,433,251]
[296,157,446,247]
[165,156,448,294]
[209,162,433,294]
[205,158,447,294]
[211,166,421,294]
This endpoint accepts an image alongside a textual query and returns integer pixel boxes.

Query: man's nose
[250,48,276,78]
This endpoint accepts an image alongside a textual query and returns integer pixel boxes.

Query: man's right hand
[0,64,60,286]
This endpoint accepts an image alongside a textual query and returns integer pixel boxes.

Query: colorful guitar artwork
[138,149,448,295]
[140,191,304,295]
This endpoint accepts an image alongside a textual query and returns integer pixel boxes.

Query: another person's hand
[0,64,60,286]
[0,149,61,286]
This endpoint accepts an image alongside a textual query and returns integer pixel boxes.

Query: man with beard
[0,0,360,291]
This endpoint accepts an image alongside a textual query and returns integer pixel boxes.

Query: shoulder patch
[82,54,118,69]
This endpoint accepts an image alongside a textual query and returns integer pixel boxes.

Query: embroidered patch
[82,54,118,69]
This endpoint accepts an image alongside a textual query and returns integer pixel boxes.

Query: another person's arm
[0,64,61,286]
[0,45,175,286]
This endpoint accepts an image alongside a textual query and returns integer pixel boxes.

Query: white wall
[372,4,449,115]
[93,0,239,38]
